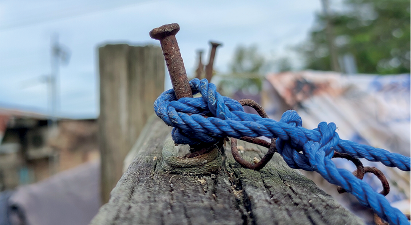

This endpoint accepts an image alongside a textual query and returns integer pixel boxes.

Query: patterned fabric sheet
[262,71,410,220]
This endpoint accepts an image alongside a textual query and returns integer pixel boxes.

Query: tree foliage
[230,45,265,75]
[218,45,266,95]
[299,0,410,74]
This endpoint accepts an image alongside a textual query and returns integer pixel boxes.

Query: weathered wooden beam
[91,116,362,225]
[98,44,164,203]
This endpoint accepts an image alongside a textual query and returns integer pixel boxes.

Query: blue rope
[154,78,410,225]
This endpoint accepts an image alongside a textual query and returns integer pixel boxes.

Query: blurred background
[0,0,409,225]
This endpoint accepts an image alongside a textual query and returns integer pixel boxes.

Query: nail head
[149,23,180,40]
[209,41,222,47]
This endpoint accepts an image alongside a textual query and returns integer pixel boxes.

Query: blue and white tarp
[263,71,410,221]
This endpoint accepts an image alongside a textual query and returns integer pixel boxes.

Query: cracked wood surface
[90,116,362,225]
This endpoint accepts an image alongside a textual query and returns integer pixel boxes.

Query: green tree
[218,45,266,95]
[299,0,410,74]
[276,57,293,72]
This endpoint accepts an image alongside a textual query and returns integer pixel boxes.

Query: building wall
[0,118,99,190]
[0,143,21,191]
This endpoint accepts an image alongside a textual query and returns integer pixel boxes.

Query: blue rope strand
[154,78,410,225]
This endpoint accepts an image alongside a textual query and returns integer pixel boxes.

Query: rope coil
[154,78,410,225]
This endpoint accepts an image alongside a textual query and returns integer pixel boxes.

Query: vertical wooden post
[98,44,164,203]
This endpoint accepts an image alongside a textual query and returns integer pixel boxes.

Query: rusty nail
[231,99,277,171]
[231,137,276,171]
[333,152,365,193]
[373,214,388,225]
[363,167,390,196]
[205,41,222,82]
[195,50,204,79]
[332,153,393,225]
[239,99,268,118]
[149,23,192,99]
[240,136,271,148]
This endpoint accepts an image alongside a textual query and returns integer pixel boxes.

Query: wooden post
[98,44,164,204]
[91,117,362,225]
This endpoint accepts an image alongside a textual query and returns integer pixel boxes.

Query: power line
[0,0,154,31]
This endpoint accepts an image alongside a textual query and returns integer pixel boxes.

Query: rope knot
[155,78,244,145]
[303,122,339,169]
[279,110,302,127]
[275,112,340,171]
[275,110,313,170]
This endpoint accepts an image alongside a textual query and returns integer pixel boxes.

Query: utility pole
[321,0,340,72]
[49,34,69,127]
[50,34,59,127]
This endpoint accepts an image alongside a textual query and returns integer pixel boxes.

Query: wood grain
[92,116,362,225]
[98,44,164,203]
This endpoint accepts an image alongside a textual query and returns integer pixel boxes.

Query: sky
[0,0,331,119]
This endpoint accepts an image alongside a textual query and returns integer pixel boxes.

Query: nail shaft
[205,41,222,81]
[195,50,204,79]
[149,23,192,99]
